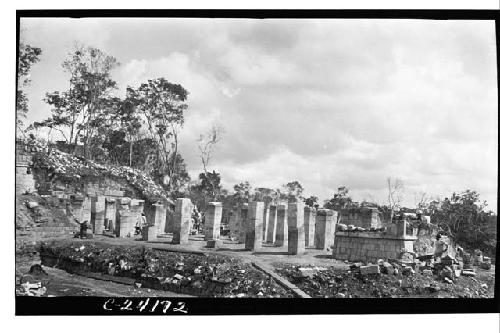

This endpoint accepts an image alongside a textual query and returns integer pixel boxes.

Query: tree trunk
[129,139,133,167]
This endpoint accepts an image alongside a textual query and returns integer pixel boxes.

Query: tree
[254,187,279,206]
[17,42,42,133]
[233,181,253,206]
[128,78,188,186]
[280,181,304,203]
[413,190,430,212]
[305,196,319,209]
[197,125,224,198]
[324,186,353,211]
[40,44,120,158]
[431,190,495,255]
[189,171,222,211]
[387,177,404,222]
[119,91,143,167]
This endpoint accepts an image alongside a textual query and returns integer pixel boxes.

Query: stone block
[288,202,305,255]
[206,239,221,248]
[315,209,336,250]
[238,205,249,244]
[245,201,264,251]
[304,206,315,247]
[205,202,222,240]
[172,198,192,245]
[117,210,135,238]
[275,204,288,247]
[266,205,277,244]
[142,225,157,241]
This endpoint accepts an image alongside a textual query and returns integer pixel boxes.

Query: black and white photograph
[13,9,499,315]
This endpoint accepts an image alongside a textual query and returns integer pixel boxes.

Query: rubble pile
[22,138,168,202]
[275,258,494,298]
[38,241,293,298]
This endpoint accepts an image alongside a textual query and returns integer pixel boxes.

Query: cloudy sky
[20,18,498,211]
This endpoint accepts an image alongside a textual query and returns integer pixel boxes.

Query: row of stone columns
[221,201,338,254]
[89,196,339,254]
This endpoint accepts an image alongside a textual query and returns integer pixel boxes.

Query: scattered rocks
[462,270,476,277]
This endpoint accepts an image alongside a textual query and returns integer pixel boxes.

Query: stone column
[143,203,166,241]
[117,210,135,238]
[275,204,288,247]
[91,196,105,235]
[266,205,277,244]
[172,198,192,245]
[165,207,174,233]
[245,201,264,251]
[238,204,249,244]
[262,205,270,241]
[81,196,92,224]
[205,202,222,240]
[155,202,168,235]
[104,198,116,233]
[229,208,239,240]
[304,206,316,247]
[288,202,305,255]
[130,199,145,225]
[315,209,336,250]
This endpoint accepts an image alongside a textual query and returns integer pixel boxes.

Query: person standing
[433,233,448,261]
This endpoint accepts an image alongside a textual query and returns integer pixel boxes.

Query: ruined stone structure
[339,207,382,229]
[245,201,264,251]
[238,204,249,244]
[143,202,167,240]
[331,220,418,264]
[228,207,239,239]
[16,143,36,195]
[90,196,105,234]
[104,198,116,233]
[288,202,305,255]
[205,202,222,240]
[275,204,288,247]
[304,206,315,247]
[172,198,192,245]
[315,209,336,250]
[117,210,135,238]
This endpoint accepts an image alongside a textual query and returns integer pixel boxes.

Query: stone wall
[16,147,36,195]
[339,207,382,229]
[332,231,417,264]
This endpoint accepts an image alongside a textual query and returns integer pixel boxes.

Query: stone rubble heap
[21,138,169,202]
[39,241,294,298]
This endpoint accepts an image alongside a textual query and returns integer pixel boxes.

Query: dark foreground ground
[15,234,496,298]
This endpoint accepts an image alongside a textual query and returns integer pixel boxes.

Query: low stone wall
[332,231,417,264]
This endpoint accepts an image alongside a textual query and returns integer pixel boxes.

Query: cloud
[21,18,498,211]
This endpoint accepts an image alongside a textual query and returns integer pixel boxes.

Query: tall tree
[127,78,188,185]
[17,42,42,133]
[40,44,120,158]
[197,124,223,197]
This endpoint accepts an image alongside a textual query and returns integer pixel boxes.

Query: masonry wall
[332,231,416,264]
[339,208,382,229]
